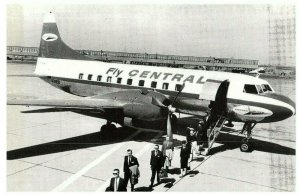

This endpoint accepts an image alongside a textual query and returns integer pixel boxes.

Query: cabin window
[175,84,183,91]
[79,73,83,79]
[243,84,258,94]
[117,78,122,84]
[127,79,133,85]
[97,75,102,81]
[262,84,272,92]
[151,81,157,88]
[88,74,93,80]
[256,85,263,94]
[139,80,145,87]
[162,83,169,90]
[107,76,112,83]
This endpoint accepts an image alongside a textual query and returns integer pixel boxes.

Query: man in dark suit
[123,149,139,191]
[106,169,127,192]
[149,144,163,188]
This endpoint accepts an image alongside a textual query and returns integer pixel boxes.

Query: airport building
[7,46,259,73]
[7,46,295,77]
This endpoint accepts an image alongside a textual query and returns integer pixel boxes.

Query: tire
[100,124,109,138]
[108,124,117,132]
[240,140,253,152]
[100,124,108,132]
[100,124,117,138]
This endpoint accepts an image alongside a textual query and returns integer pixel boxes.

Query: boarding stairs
[204,116,226,155]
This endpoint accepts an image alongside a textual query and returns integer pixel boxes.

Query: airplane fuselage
[35,57,295,123]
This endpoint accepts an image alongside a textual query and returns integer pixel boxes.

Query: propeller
[152,83,185,144]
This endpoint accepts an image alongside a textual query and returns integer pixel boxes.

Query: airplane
[7,12,295,154]
[249,67,266,77]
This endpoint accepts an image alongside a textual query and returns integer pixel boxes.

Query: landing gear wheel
[100,124,109,138]
[107,124,117,132]
[100,123,117,137]
[240,139,253,152]
[100,124,107,132]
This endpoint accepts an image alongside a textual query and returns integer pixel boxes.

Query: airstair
[204,116,226,155]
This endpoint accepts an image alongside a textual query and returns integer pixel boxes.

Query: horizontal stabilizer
[7,74,39,77]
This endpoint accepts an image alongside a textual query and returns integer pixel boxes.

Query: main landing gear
[240,122,256,152]
[100,121,117,137]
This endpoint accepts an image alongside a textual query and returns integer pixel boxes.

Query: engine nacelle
[228,105,273,122]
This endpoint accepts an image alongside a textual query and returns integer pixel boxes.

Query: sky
[6,4,295,65]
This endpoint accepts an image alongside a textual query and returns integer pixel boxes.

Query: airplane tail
[38,12,92,61]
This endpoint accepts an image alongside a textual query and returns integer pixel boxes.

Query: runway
[7,63,296,191]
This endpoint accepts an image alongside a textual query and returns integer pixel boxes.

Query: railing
[7,46,259,65]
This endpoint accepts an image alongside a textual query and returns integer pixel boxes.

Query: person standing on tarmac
[195,120,205,153]
[161,136,174,172]
[106,169,127,192]
[186,127,198,161]
[149,144,163,188]
[180,140,190,177]
[123,149,139,192]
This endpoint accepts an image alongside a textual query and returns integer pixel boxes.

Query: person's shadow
[160,178,176,188]
[168,168,181,175]
[134,186,153,192]
[187,170,199,177]
[192,157,205,162]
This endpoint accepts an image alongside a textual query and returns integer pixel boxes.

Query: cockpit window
[244,84,258,94]
[261,84,272,92]
[256,85,264,94]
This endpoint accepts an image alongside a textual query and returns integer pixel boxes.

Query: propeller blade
[151,97,166,108]
[171,82,185,106]
[166,113,173,141]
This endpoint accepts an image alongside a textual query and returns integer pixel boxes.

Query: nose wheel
[240,138,253,152]
[239,122,256,152]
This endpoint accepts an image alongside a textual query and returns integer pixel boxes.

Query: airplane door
[199,79,223,101]
[199,79,230,114]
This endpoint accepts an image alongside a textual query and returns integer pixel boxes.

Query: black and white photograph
[4,0,296,192]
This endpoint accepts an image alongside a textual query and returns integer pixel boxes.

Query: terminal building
[8,46,295,77]
[7,46,259,73]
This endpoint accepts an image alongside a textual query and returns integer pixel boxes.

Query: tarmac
[7,63,296,191]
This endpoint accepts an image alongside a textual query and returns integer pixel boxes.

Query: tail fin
[38,12,92,61]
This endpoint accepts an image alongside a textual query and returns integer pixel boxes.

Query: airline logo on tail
[42,33,58,42]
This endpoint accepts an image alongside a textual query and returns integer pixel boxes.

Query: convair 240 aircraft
[8,12,295,154]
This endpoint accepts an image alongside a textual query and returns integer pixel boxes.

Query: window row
[78,73,183,91]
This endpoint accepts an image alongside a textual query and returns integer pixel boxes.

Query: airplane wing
[7,96,128,124]
[7,88,210,122]
[7,97,125,110]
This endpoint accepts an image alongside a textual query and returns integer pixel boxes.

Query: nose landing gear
[239,122,256,152]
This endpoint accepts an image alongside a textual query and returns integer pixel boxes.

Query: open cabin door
[200,79,230,114]
[199,79,230,155]
[199,79,224,101]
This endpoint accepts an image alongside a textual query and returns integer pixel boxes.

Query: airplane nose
[261,93,295,122]
[275,94,296,116]
[268,93,295,116]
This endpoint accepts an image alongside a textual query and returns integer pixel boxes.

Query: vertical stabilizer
[38,12,92,60]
